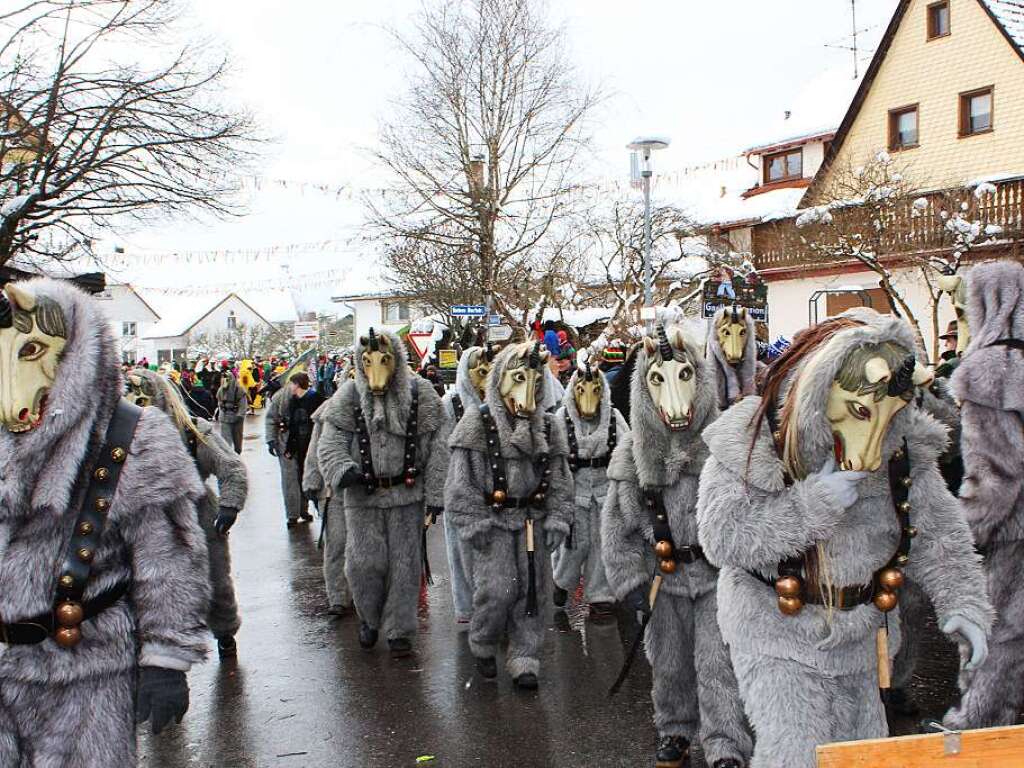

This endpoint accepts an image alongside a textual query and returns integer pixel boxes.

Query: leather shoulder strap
[55,399,143,606]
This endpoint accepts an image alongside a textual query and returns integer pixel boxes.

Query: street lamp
[627,135,671,331]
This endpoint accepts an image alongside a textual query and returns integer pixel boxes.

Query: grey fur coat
[603,330,721,599]
[317,330,444,509]
[707,306,757,410]
[425,348,485,506]
[697,312,993,674]
[0,279,210,683]
[445,345,573,541]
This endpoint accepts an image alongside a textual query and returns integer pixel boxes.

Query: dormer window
[927,1,950,40]
[764,148,802,184]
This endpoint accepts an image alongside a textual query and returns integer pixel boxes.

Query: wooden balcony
[752,177,1024,278]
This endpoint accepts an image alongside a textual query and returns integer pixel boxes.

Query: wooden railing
[752,177,1024,272]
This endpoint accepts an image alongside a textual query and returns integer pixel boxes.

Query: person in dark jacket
[284,373,325,518]
[182,377,216,421]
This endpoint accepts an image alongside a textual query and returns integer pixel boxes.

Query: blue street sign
[488,314,501,326]
[451,304,488,317]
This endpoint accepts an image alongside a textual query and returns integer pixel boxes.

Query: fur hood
[774,309,923,477]
[452,345,487,411]
[707,305,758,405]
[953,260,1024,413]
[323,329,440,436]
[560,367,613,452]
[450,343,564,458]
[616,326,718,488]
[0,278,122,520]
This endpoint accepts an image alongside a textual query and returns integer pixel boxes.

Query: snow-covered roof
[982,1,1024,54]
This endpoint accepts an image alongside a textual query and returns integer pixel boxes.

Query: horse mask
[0,283,68,433]
[359,328,396,396]
[573,362,603,420]
[499,342,548,419]
[642,324,697,431]
[467,344,496,399]
[716,305,748,365]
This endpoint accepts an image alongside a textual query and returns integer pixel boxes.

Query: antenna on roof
[824,0,874,80]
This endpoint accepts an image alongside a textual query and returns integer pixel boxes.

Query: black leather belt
[671,544,705,564]
[481,494,539,510]
[0,581,131,645]
[750,571,873,611]
[372,474,410,490]
[573,456,611,470]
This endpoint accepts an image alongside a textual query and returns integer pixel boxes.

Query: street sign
[293,321,320,341]
[406,332,433,361]
[488,314,501,326]
[451,304,488,317]
[701,276,769,323]
[438,349,459,368]
[487,324,513,342]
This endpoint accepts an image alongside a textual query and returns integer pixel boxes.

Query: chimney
[469,154,485,189]
[784,110,792,121]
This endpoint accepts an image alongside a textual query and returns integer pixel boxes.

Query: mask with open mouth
[573,362,603,420]
[715,305,749,365]
[359,328,396,396]
[0,283,68,434]
[499,342,548,419]
[642,324,697,431]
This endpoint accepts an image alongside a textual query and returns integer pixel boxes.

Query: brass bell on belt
[778,596,803,616]
[654,540,673,558]
[658,559,677,575]
[54,626,82,648]
[774,575,802,599]
[56,601,84,628]
[878,568,904,591]
[491,489,506,505]
[404,476,416,488]
[873,590,898,612]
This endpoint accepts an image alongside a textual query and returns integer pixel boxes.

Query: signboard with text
[293,321,320,341]
[451,304,488,317]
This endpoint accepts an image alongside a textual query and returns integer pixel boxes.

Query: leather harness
[480,404,552,510]
[642,487,705,565]
[0,399,141,646]
[564,410,617,472]
[354,381,421,493]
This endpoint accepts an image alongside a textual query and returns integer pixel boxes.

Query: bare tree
[0,0,259,269]
[190,323,285,361]
[366,0,600,324]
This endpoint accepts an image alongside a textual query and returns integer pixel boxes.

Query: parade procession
[3,0,1024,767]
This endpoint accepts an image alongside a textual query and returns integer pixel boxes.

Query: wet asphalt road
[138,415,963,768]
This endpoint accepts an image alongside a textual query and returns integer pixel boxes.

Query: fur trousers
[220,420,243,454]
[551,497,613,604]
[645,589,752,765]
[345,503,422,641]
[891,579,928,691]
[944,539,1024,729]
[731,646,886,768]
[443,511,474,621]
[468,527,550,678]
[276,453,304,521]
[198,497,241,638]
[322,496,352,610]
[0,670,135,767]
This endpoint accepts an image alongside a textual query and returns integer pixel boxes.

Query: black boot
[216,635,237,659]
[513,672,538,690]
[358,622,378,649]
[655,735,690,768]
[299,510,314,522]
[712,760,743,768]
[553,586,568,607]
[589,601,616,621]
[388,637,412,658]
[476,656,497,679]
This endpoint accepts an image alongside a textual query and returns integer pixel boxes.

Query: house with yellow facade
[752,0,1024,355]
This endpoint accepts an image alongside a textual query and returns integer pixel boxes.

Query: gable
[805,0,1024,205]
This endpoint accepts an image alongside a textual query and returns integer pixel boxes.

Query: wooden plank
[816,724,1024,768]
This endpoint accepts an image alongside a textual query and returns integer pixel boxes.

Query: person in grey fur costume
[445,342,573,688]
[601,325,751,768]
[426,346,492,624]
[0,279,210,765]
[697,309,993,768]
[943,260,1024,730]
[216,372,247,453]
[303,395,353,615]
[265,386,306,525]
[707,305,757,411]
[317,329,443,656]
[130,368,248,659]
[551,365,625,615]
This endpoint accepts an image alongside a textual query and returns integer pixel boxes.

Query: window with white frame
[382,301,410,323]
[122,321,137,337]
[227,310,237,330]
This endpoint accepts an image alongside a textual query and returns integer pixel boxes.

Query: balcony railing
[752,177,1024,273]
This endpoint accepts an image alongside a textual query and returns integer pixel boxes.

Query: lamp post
[627,136,670,332]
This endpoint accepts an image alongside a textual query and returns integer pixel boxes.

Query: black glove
[136,666,189,735]
[215,507,238,535]
[266,440,278,457]
[625,584,652,619]
[426,506,443,524]
[337,465,361,489]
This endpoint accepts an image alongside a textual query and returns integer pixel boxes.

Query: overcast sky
[109,0,900,310]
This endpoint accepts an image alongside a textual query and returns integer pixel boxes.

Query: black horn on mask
[528,342,541,369]
[583,361,594,381]
[730,304,740,324]
[656,324,673,362]
[887,355,916,398]
[485,342,496,362]
[0,291,11,329]
[367,327,380,351]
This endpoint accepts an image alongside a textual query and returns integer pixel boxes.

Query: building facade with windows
[752,0,1024,355]
[331,290,429,341]
[92,284,162,364]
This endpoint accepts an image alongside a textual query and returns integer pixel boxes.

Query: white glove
[809,456,867,509]
[942,615,989,671]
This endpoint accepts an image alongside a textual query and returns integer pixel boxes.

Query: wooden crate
[817,724,1024,767]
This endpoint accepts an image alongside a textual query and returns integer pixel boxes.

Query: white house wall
[190,295,274,340]
[93,286,159,364]
[765,266,956,359]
